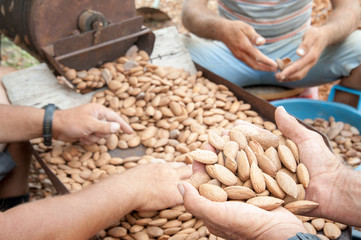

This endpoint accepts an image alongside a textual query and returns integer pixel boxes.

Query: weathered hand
[179,181,305,240]
[52,103,133,144]
[275,106,346,218]
[275,27,328,82]
[128,163,192,211]
[220,19,278,72]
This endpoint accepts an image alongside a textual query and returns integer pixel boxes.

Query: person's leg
[0,66,32,210]
[181,34,262,87]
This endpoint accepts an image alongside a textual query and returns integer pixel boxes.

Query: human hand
[52,103,133,144]
[126,163,192,211]
[275,106,347,219]
[220,19,278,72]
[275,27,328,82]
[179,181,305,240]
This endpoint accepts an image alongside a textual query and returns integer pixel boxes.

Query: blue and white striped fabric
[218,0,313,43]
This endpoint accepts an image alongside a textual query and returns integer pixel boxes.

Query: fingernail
[297,48,305,56]
[110,122,120,133]
[177,183,185,196]
[256,37,265,45]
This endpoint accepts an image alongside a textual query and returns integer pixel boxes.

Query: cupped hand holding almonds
[186,113,316,214]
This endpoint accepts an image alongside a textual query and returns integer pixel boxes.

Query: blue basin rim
[271,99,361,131]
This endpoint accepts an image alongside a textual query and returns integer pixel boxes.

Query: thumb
[275,106,319,144]
[296,30,314,57]
[178,182,214,220]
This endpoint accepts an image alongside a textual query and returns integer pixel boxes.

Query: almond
[223,141,239,160]
[323,223,341,240]
[264,147,282,171]
[188,150,218,164]
[296,163,310,188]
[236,150,250,181]
[229,130,248,150]
[199,183,228,202]
[251,132,279,150]
[249,140,264,155]
[225,157,238,173]
[256,153,278,178]
[224,186,256,200]
[278,145,297,173]
[311,218,325,231]
[284,200,319,215]
[250,163,266,193]
[208,130,225,150]
[263,173,285,199]
[246,196,284,211]
[213,164,238,186]
[190,172,211,190]
[230,125,258,141]
[245,146,258,165]
[303,222,317,235]
[286,139,300,164]
[275,171,298,198]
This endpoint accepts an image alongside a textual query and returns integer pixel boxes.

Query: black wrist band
[43,103,57,146]
[287,232,321,240]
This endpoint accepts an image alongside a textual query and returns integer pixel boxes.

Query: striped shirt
[218,0,313,43]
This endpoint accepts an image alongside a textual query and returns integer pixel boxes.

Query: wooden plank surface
[2,26,196,109]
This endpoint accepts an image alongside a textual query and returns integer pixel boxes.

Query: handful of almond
[188,123,319,215]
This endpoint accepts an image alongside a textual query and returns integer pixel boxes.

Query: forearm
[0,104,44,142]
[326,168,361,226]
[321,0,360,45]
[182,0,227,41]
[0,174,138,240]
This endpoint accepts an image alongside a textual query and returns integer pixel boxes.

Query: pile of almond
[188,125,318,214]
[31,47,353,239]
[304,117,361,168]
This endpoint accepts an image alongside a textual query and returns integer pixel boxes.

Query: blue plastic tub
[271,98,361,131]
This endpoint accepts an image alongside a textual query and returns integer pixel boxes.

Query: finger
[83,135,101,143]
[168,162,186,168]
[241,24,266,46]
[238,50,278,71]
[202,142,216,153]
[179,182,223,221]
[100,108,134,134]
[80,138,93,145]
[90,120,121,135]
[275,106,319,144]
[94,132,110,138]
[176,165,193,180]
[192,160,206,174]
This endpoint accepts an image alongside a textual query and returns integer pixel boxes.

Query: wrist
[215,18,231,42]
